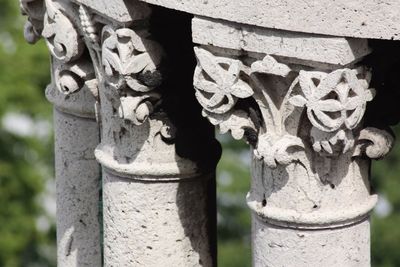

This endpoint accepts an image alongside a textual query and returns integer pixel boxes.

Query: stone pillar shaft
[102,172,215,266]
[20,1,102,265]
[192,17,394,267]
[81,4,219,266]
[53,108,101,266]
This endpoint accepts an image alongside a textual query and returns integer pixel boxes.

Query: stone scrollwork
[53,60,97,96]
[20,0,45,44]
[20,0,84,62]
[42,0,84,63]
[20,0,99,116]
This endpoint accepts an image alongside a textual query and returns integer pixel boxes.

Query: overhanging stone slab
[192,17,371,65]
[140,0,400,40]
[72,0,150,23]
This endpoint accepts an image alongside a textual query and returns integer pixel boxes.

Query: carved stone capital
[20,0,99,118]
[193,40,394,228]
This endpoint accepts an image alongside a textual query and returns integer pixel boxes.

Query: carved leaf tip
[255,134,305,168]
[353,127,395,160]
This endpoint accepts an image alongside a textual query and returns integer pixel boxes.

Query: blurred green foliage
[1,0,400,267]
[0,0,55,266]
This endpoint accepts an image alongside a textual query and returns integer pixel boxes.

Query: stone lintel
[72,0,150,23]
[140,0,400,40]
[192,17,371,66]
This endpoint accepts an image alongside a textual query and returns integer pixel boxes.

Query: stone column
[76,3,220,266]
[20,1,102,266]
[192,17,394,266]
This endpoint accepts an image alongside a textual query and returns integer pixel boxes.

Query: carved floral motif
[193,46,393,168]
[101,26,163,125]
[194,47,253,114]
[289,68,374,155]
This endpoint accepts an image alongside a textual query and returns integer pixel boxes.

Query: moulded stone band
[46,85,97,119]
[247,194,378,230]
[101,166,213,182]
[95,148,203,180]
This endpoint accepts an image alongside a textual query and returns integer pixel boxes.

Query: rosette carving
[101,26,163,125]
[194,47,253,114]
[289,68,375,156]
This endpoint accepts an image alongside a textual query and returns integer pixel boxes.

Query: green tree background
[0,1,399,266]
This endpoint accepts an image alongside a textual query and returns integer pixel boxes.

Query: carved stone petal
[314,69,345,99]
[125,76,152,92]
[250,55,291,77]
[298,71,323,99]
[123,53,156,75]
[312,99,343,112]
[289,95,308,107]
[194,47,225,86]
[230,80,254,98]
[307,108,343,132]
[196,90,236,114]
[193,69,220,93]
[345,105,365,130]
[102,47,123,77]
[115,28,148,53]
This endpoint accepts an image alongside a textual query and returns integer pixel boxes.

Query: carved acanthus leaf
[42,0,84,62]
[290,69,374,132]
[194,47,305,167]
[203,109,256,140]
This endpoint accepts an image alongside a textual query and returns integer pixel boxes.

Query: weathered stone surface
[192,34,394,265]
[72,0,150,23]
[77,5,219,266]
[21,2,103,266]
[54,109,101,267]
[252,217,370,267]
[192,17,371,65]
[141,0,400,40]
[21,0,398,266]
[103,171,214,266]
